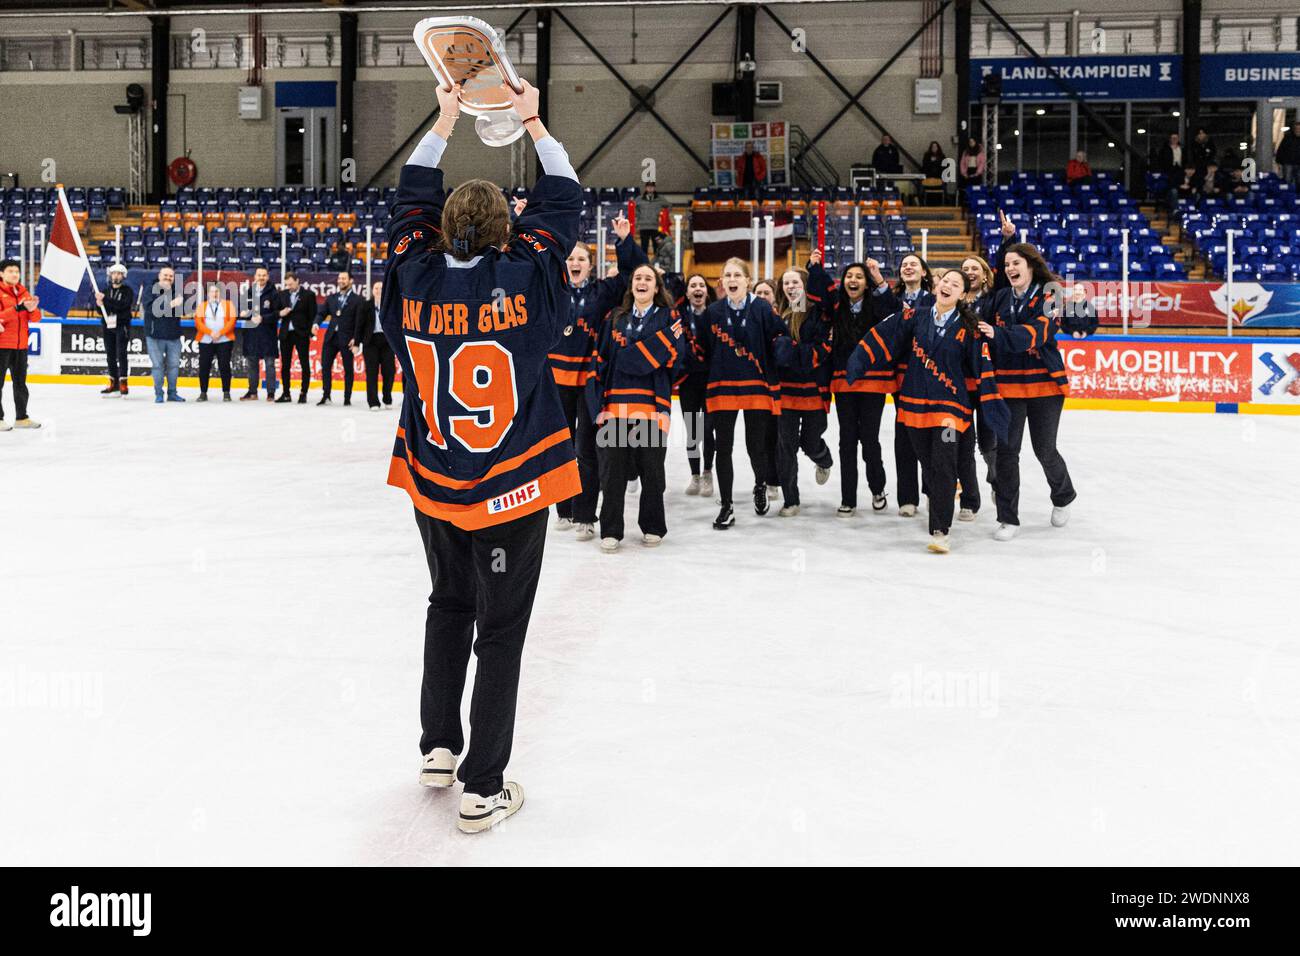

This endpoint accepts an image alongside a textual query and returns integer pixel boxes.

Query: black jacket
[1276,130,1300,166]
[100,283,135,328]
[278,288,317,337]
[872,143,903,174]
[1157,143,1184,179]
[355,297,384,344]
[1189,138,1216,169]
[921,153,945,179]
[320,287,362,344]
[241,282,280,356]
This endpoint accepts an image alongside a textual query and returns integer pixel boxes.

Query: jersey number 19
[405,338,519,453]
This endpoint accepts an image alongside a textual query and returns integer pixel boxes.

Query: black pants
[777,409,833,506]
[597,421,668,540]
[956,423,981,513]
[834,392,887,507]
[198,341,233,395]
[280,333,312,395]
[894,412,923,508]
[555,384,599,523]
[678,376,715,476]
[321,336,354,401]
[906,424,960,535]
[361,333,396,407]
[639,229,658,254]
[415,505,547,797]
[995,395,1077,526]
[710,408,777,506]
[0,347,29,421]
[103,322,131,382]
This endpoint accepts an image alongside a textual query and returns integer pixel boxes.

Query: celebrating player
[382,79,582,833]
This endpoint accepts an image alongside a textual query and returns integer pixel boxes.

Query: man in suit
[240,266,280,401]
[317,270,361,406]
[354,278,395,410]
[275,272,317,404]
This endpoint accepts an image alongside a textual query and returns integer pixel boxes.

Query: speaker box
[712,82,738,116]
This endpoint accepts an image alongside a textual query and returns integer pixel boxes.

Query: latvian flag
[691,209,793,264]
[34,187,91,319]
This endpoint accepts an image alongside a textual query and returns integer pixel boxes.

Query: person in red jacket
[1066,151,1093,186]
[736,140,767,199]
[0,258,41,430]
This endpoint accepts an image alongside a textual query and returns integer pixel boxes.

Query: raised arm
[386,83,462,266]
[509,80,583,273]
[845,309,912,385]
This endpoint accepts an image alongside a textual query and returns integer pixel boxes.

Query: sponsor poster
[1060,338,1254,403]
[1077,281,1300,329]
[1251,343,1300,404]
[711,121,788,188]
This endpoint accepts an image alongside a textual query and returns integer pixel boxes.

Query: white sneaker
[458,782,524,834]
[837,505,855,517]
[871,494,888,512]
[927,532,951,554]
[685,475,702,496]
[574,523,595,541]
[554,517,574,532]
[815,466,831,485]
[600,537,620,552]
[899,504,917,517]
[0,420,11,432]
[768,484,781,500]
[642,533,662,547]
[626,478,639,494]
[958,508,976,522]
[699,471,714,499]
[993,523,1019,542]
[779,504,800,517]
[1051,505,1070,528]
[419,748,457,788]
[13,417,41,429]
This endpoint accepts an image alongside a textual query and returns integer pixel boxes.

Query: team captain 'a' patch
[488,479,541,515]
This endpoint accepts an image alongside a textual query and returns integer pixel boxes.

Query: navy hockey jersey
[807,262,897,396]
[846,306,1009,437]
[700,294,787,413]
[587,304,685,433]
[548,236,647,388]
[773,312,833,412]
[987,284,1070,399]
[382,163,583,530]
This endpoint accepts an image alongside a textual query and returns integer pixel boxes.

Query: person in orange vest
[193,282,238,401]
[0,257,41,430]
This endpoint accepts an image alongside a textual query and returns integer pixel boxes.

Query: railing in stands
[789,124,839,191]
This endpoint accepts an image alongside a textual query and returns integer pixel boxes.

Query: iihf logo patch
[488,480,541,514]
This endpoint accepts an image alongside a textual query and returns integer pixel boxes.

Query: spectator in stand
[921,141,946,179]
[1065,150,1093,186]
[355,279,395,411]
[141,264,187,403]
[1229,167,1252,196]
[326,240,350,272]
[0,257,40,430]
[634,182,670,254]
[958,138,985,189]
[872,134,903,174]
[1189,127,1216,172]
[1200,161,1229,198]
[240,266,279,401]
[736,140,767,200]
[1175,164,1201,205]
[95,262,135,397]
[1159,132,1183,180]
[194,281,237,402]
[1275,120,1300,187]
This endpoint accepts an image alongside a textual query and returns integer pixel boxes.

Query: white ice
[2,384,1298,866]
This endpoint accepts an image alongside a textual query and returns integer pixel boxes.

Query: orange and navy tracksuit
[699,294,786,505]
[847,305,1008,534]
[549,235,648,525]
[772,311,833,507]
[986,283,1078,526]
[588,303,684,540]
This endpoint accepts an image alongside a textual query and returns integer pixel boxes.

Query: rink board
[21,322,1300,414]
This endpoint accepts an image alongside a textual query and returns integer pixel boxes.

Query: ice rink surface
[2,383,1298,866]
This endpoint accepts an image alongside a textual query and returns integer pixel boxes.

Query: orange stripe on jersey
[707,378,771,389]
[897,409,972,432]
[706,394,779,413]
[635,340,661,369]
[389,457,581,531]
[998,381,1068,399]
[394,426,574,491]
[550,367,593,387]
[901,395,971,415]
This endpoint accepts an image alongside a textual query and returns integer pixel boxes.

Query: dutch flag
[34,187,92,320]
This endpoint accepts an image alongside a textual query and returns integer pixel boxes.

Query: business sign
[1201,52,1300,99]
[1061,338,1254,403]
[711,121,788,188]
[971,54,1180,101]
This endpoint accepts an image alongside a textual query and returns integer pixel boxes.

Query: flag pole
[57,184,113,327]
